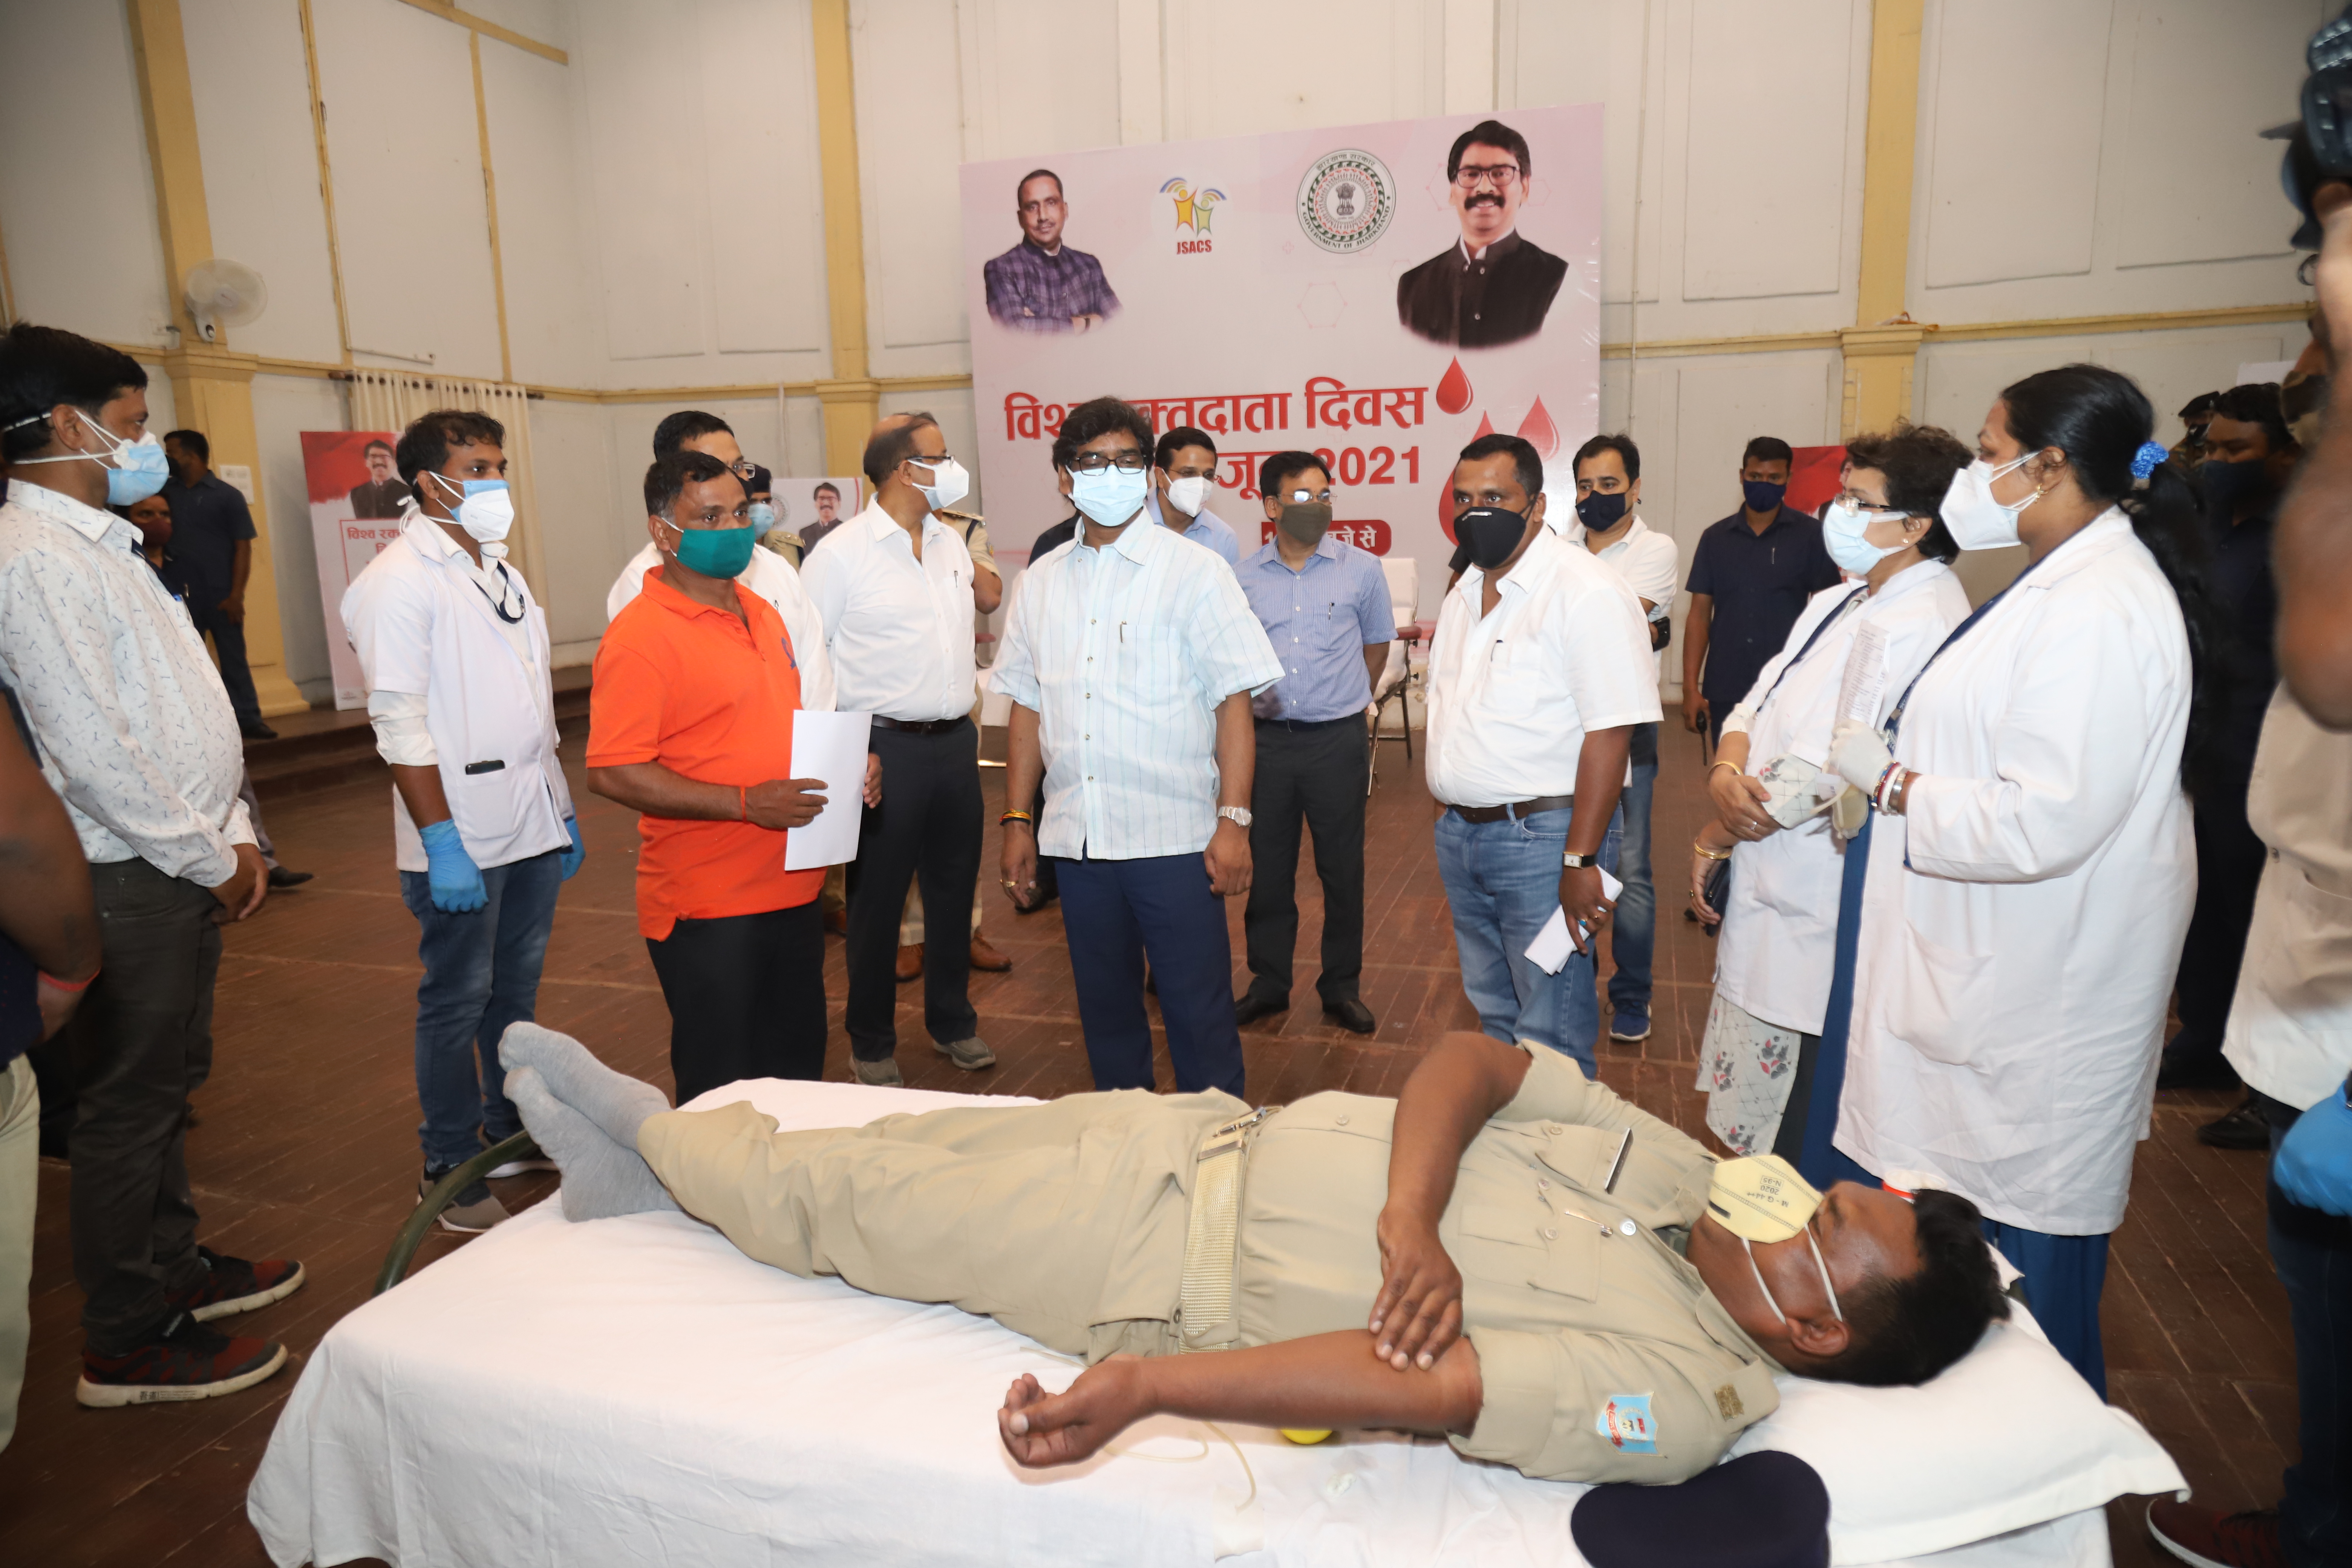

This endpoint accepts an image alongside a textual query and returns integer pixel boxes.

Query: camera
[2276,6,2352,248]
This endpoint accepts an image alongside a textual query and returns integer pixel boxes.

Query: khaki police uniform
[635,1043,1781,1484]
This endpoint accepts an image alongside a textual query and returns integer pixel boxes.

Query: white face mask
[1821,497,1907,576]
[426,471,515,545]
[1164,473,1210,518]
[909,456,970,512]
[1937,455,2038,551]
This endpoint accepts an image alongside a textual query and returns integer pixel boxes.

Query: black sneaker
[168,1245,305,1322]
[76,1312,288,1407]
[2196,1098,2270,1151]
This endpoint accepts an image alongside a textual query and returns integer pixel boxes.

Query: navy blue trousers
[1052,851,1245,1098]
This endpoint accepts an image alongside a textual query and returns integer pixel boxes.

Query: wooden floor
[0,719,2285,1566]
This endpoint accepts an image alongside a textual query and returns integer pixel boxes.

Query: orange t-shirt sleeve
[586,635,667,769]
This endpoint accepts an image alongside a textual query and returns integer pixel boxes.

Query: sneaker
[1608,1006,1652,1043]
[420,1168,511,1233]
[169,1246,305,1323]
[77,1313,289,1407]
[933,1035,997,1071]
[851,1055,905,1086]
[2197,1098,2271,1151]
[265,866,315,889]
[2146,1499,2286,1568]
[482,1130,556,1179]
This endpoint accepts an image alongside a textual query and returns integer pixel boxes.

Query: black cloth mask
[1576,491,1628,531]
[1455,505,1532,571]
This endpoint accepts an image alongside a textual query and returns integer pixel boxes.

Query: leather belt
[871,715,967,735]
[1176,1106,1277,1353]
[1254,714,1360,731]
[1447,794,1575,824]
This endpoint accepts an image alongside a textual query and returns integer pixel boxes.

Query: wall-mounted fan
[183,258,268,343]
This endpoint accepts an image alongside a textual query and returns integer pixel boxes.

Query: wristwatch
[1217,805,1254,828]
[1562,851,1596,868]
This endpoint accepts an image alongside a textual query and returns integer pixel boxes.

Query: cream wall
[0,0,2320,697]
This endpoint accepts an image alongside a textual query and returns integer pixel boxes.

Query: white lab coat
[1835,511,2194,1235]
[1713,561,1969,1035]
[605,541,836,712]
[342,517,573,871]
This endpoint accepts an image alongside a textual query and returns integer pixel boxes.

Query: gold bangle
[1693,841,1733,861]
[1708,759,1741,774]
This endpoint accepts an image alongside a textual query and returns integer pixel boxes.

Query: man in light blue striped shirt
[990,399,1282,1095]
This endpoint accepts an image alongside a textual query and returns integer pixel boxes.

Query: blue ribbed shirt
[1237,534,1398,722]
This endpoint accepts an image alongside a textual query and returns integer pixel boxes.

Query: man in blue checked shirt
[982,170,1121,335]
[1233,452,1396,1036]
[990,398,1281,1096]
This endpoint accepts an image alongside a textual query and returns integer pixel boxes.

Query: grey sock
[505,1066,679,1222]
[498,1023,670,1148]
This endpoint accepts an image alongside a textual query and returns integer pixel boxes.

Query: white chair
[1367,556,1421,792]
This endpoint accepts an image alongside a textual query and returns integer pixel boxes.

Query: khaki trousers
[0,1055,37,1454]
[638,1087,1246,1360]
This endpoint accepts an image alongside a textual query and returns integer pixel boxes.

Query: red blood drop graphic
[1517,397,1559,458]
[1473,411,1494,439]
[1435,357,1472,416]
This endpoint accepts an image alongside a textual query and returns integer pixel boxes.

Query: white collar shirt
[606,539,835,712]
[797,501,976,720]
[988,515,1282,859]
[0,480,254,882]
[1424,525,1661,808]
[1562,513,1680,681]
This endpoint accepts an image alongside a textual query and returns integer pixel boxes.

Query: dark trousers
[191,602,262,728]
[845,721,982,1061]
[65,860,220,1353]
[2172,761,2265,1062]
[1242,717,1368,1006]
[1056,850,1245,1097]
[2260,1092,2352,1568]
[647,902,827,1104]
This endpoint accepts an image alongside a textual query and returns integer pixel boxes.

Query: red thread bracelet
[738,784,748,822]
[39,969,96,992]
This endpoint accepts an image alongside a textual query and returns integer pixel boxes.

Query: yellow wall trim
[294,0,352,365]
[468,31,513,383]
[387,0,566,65]
[1856,0,1925,329]
[1930,302,2313,344]
[810,0,879,473]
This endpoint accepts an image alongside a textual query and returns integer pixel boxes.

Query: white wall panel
[573,0,707,362]
[313,0,504,379]
[462,0,570,51]
[852,0,970,366]
[955,0,1123,163]
[0,2,173,346]
[483,39,600,386]
[249,371,352,692]
[528,398,625,645]
[1162,0,1444,141]
[698,0,829,360]
[182,0,345,365]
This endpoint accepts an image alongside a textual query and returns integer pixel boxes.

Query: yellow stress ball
[1279,1429,1334,1445]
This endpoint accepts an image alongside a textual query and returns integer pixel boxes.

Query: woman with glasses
[1690,425,1972,1168]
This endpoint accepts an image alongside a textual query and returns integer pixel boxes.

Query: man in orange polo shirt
[588,451,879,1102]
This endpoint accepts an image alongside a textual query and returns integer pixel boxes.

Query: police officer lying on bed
[498,1025,2006,1485]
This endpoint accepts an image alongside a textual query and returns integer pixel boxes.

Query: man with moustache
[1395,121,1568,350]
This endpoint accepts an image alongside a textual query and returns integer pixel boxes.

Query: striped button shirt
[991,516,1282,860]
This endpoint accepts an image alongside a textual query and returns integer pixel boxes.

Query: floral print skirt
[1694,992,1810,1158]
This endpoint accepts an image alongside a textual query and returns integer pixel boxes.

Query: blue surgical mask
[748,500,778,531]
[9,409,172,504]
[1742,478,1787,513]
[1070,466,1148,527]
[1820,498,1905,576]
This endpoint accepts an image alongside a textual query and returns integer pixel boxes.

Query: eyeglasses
[726,459,757,481]
[906,452,957,470]
[1453,162,1521,189]
[1069,452,1149,473]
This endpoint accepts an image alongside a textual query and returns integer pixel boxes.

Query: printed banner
[1787,445,1848,519]
[765,475,865,554]
[301,430,405,709]
[962,104,1601,615]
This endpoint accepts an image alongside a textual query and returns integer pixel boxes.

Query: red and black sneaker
[169,1246,305,1323]
[2147,1500,2288,1568]
[76,1313,289,1407]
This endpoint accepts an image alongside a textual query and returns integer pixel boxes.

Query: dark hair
[1258,450,1329,499]
[1447,119,1531,181]
[2208,382,2292,454]
[163,428,208,462]
[652,410,732,457]
[1741,436,1793,468]
[1016,168,1063,203]
[2177,391,2220,421]
[862,412,941,488]
[394,409,505,496]
[1455,433,1543,501]
[1821,1189,2009,1388]
[644,449,739,517]
[1155,424,1217,470]
[813,481,841,499]
[0,323,149,464]
[1841,421,1970,564]
[1998,363,2228,799]
[1572,432,1640,483]
[744,462,773,499]
[1051,397,1153,472]
[364,439,394,458]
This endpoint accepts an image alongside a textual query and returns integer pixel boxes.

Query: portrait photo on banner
[299,430,407,710]
[961,103,1601,614]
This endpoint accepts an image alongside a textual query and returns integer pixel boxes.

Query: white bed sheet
[248,1080,2114,1568]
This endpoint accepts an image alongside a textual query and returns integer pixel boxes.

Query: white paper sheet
[782,709,874,870]
[1838,622,1891,730]
[1523,866,1625,975]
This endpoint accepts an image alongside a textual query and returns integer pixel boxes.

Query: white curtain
[346,370,548,598]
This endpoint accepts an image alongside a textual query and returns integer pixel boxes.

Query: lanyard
[1751,585,1868,716]
[1883,554,2045,740]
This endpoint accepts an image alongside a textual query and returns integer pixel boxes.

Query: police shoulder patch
[1715,1383,1744,1422]
[1595,1392,1659,1455]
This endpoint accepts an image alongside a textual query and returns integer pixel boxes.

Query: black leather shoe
[2196,1098,2270,1151]
[1322,998,1377,1035]
[240,721,279,741]
[266,867,314,889]
[1234,991,1288,1026]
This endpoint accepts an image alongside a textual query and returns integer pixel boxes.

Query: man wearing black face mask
[1232,453,1397,1035]
[1680,437,1841,747]
[2162,383,2300,1113]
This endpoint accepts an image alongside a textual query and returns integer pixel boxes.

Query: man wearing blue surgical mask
[1680,436,1841,748]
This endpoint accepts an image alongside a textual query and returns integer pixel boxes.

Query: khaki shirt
[1235,1045,1780,1483]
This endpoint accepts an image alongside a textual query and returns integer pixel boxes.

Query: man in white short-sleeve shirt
[1425,434,1661,1073]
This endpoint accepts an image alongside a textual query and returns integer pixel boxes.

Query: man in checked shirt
[983,170,1122,334]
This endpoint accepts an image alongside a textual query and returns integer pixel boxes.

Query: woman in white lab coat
[1820,364,2222,1398]
[1689,424,1974,1160]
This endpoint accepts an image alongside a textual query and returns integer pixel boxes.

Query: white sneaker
[420,1171,511,1233]
[851,1056,904,1087]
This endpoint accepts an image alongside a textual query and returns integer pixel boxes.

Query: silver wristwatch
[1562,851,1596,869]
[1217,805,1254,828]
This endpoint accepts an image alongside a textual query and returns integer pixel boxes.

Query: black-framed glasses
[1069,452,1149,473]
[1453,163,1521,189]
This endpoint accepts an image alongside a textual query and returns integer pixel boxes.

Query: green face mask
[666,520,758,579]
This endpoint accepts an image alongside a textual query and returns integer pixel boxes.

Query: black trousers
[66,860,219,1353]
[647,902,827,1105]
[190,602,262,728]
[1242,716,1369,1005]
[845,720,983,1061]
[2173,758,2266,1060]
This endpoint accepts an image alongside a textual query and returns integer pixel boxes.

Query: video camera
[2277,6,2352,248]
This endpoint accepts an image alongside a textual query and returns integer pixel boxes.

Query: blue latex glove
[418,818,488,913]
[2275,1085,2352,1217]
[559,816,586,881]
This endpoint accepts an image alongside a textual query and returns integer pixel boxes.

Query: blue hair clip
[2129,440,2168,481]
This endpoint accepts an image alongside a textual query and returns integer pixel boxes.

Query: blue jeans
[398,850,563,1171]
[1435,805,1623,1076]
[1054,851,1246,1098]
[2263,1095,2352,1568]
[1606,735,1657,1020]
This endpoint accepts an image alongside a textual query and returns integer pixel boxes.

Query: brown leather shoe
[969,934,1012,972]
[824,906,848,936]
[896,943,923,982]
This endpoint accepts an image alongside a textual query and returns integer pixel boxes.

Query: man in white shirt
[0,323,299,1407]
[342,410,583,1233]
[1562,435,1678,1046]
[799,414,990,1086]
[1143,424,1241,566]
[991,398,1283,1096]
[1425,434,1660,1075]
